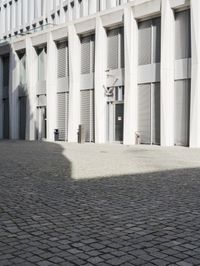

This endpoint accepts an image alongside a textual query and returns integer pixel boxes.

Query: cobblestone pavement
[1,141,200,266]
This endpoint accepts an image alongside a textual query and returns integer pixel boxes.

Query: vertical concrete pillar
[95,16,107,143]
[89,0,96,15]
[29,0,34,25]
[190,0,200,147]
[11,1,15,31]
[0,57,3,139]
[46,32,57,141]
[2,5,6,34]
[100,0,106,11]
[60,2,65,23]
[74,0,80,19]
[9,46,19,139]
[123,6,138,145]
[18,0,22,27]
[68,24,81,142]
[26,37,37,140]
[7,3,10,32]
[83,0,89,17]
[24,0,28,25]
[160,0,175,146]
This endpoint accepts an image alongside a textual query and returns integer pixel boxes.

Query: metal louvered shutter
[120,27,124,68]
[174,80,190,146]
[152,17,161,63]
[175,10,191,60]
[81,89,95,142]
[138,20,151,65]
[107,28,119,70]
[138,84,151,144]
[91,35,95,73]
[57,92,69,141]
[57,41,67,78]
[3,98,9,139]
[151,83,160,144]
[19,96,27,140]
[81,36,91,74]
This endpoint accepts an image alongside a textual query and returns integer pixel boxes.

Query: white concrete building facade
[0,0,197,147]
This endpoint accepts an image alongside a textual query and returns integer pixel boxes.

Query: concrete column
[12,1,16,31]
[88,0,96,15]
[18,0,22,27]
[73,0,79,19]
[100,0,106,11]
[60,2,65,23]
[95,16,107,143]
[26,37,37,140]
[5,4,8,33]
[0,5,3,37]
[160,0,175,146]
[46,32,57,141]
[9,46,19,139]
[2,5,6,34]
[7,3,10,32]
[0,57,3,139]
[29,0,34,25]
[190,0,200,147]
[24,0,28,24]
[123,6,138,145]
[83,0,88,17]
[68,24,81,142]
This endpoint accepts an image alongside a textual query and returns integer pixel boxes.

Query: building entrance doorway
[107,86,124,143]
[37,106,46,140]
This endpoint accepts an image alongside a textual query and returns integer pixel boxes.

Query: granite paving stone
[0,141,200,265]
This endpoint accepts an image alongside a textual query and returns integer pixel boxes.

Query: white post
[190,0,200,147]
[160,0,175,146]
[68,24,81,142]
[123,6,138,145]
[95,16,107,143]
[9,46,19,139]
[46,32,57,141]
[26,36,37,140]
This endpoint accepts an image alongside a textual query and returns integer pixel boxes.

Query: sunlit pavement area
[1,141,200,266]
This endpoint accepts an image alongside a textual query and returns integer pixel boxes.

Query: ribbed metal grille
[81,36,91,74]
[151,83,160,144]
[81,89,95,142]
[138,84,151,144]
[175,10,191,60]
[107,28,119,70]
[57,92,69,141]
[57,41,68,78]
[138,83,160,145]
[174,80,190,146]
[120,27,125,68]
[91,35,95,73]
[138,20,151,65]
[152,17,161,63]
